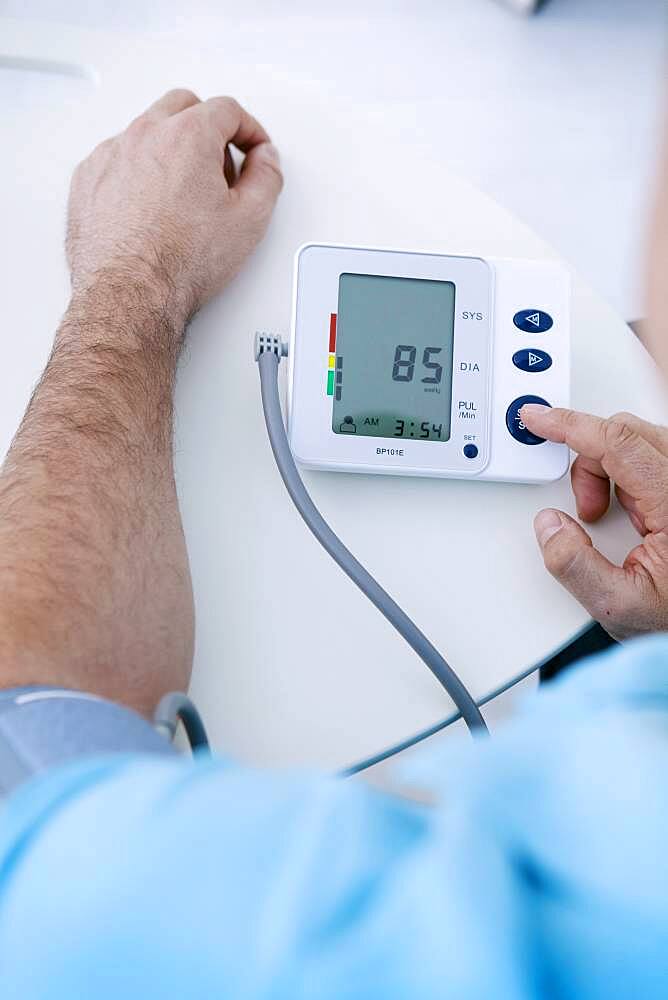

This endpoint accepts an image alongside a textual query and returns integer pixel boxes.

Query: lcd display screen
[332,273,455,442]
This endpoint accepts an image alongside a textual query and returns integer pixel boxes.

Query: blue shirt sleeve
[1,636,668,998]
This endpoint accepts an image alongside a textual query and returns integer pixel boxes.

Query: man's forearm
[0,278,194,712]
[0,88,282,712]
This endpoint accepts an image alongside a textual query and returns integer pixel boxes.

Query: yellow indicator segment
[328,354,336,369]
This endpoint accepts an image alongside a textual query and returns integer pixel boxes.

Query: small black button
[513,309,553,333]
[512,348,552,373]
[463,444,478,459]
[506,395,550,445]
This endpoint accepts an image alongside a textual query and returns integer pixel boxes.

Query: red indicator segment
[329,313,337,353]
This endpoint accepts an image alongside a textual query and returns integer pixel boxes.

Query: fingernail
[259,142,280,165]
[534,508,563,548]
[520,403,550,419]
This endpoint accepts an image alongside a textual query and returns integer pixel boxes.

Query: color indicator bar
[326,314,338,396]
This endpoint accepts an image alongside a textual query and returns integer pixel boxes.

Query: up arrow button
[513,309,553,333]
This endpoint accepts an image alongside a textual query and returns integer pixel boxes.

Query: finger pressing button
[506,394,551,445]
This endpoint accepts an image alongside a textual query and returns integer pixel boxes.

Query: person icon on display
[339,415,357,434]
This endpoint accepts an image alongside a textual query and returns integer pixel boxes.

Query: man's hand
[521,404,668,640]
[66,89,283,329]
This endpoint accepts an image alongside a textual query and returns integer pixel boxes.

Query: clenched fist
[66,89,283,330]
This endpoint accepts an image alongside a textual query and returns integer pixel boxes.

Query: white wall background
[2,0,666,320]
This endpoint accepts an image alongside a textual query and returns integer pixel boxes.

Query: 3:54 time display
[394,420,444,439]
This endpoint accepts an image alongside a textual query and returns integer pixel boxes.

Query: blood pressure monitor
[287,243,570,483]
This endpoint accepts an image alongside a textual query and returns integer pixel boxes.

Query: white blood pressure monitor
[287,244,570,483]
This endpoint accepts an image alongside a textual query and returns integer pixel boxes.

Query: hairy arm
[0,90,282,714]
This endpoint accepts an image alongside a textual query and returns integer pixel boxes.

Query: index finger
[140,89,200,121]
[520,404,667,506]
[183,95,270,151]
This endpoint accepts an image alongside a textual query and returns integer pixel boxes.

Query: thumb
[534,508,637,629]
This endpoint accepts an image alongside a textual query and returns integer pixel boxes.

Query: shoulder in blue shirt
[1,636,668,998]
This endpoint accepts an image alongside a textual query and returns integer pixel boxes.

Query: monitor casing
[287,243,570,484]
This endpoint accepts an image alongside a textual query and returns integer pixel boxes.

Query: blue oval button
[506,394,551,445]
[512,348,552,373]
[513,309,553,333]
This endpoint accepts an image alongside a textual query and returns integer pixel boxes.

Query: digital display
[332,273,455,442]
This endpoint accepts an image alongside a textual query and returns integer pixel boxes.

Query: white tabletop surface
[4,0,666,321]
[2,19,668,770]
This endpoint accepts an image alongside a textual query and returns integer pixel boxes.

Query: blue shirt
[1,636,667,997]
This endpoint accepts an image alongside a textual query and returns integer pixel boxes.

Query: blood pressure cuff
[0,687,176,796]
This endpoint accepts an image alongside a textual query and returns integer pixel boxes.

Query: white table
[5,0,666,321]
[2,20,667,770]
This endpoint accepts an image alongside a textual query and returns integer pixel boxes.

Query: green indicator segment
[326,370,335,396]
